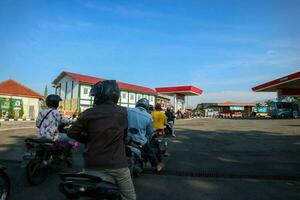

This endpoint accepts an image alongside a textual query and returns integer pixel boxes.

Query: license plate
[23,152,36,160]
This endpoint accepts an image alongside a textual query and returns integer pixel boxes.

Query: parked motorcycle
[21,136,76,185]
[0,164,10,200]
[59,172,120,200]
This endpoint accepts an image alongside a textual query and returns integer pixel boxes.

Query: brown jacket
[67,101,128,169]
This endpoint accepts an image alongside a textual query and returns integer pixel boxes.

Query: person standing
[68,80,136,200]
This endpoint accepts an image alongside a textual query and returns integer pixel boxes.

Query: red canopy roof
[53,71,157,95]
[155,86,203,96]
[252,71,300,92]
[0,80,43,99]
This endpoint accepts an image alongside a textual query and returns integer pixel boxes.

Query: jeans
[85,167,136,200]
[59,133,76,145]
[142,142,159,167]
[169,121,175,135]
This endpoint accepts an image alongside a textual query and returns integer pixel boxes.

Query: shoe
[171,134,176,137]
[155,163,165,173]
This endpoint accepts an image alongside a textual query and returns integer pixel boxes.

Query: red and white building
[52,72,156,115]
[52,71,203,115]
[0,80,43,119]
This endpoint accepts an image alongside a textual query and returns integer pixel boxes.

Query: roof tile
[0,80,43,99]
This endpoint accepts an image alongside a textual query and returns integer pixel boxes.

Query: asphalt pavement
[1,119,300,200]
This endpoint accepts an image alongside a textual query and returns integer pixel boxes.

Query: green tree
[8,98,14,119]
[41,85,49,109]
[44,85,48,97]
[19,102,24,119]
[193,103,205,117]
[293,97,300,107]
[0,105,2,118]
[265,100,273,107]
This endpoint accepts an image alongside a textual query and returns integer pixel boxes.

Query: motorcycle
[59,172,120,200]
[164,121,174,137]
[0,165,10,200]
[126,128,168,176]
[21,123,79,185]
[151,129,168,160]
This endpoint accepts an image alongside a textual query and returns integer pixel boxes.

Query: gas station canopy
[155,85,203,112]
[155,86,203,96]
[252,71,300,97]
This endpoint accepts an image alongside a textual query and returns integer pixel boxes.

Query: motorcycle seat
[60,172,117,185]
[60,173,103,183]
[25,137,54,144]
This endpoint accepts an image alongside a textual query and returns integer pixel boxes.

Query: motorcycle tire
[0,171,10,200]
[59,183,80,199]
[26,160,48,185]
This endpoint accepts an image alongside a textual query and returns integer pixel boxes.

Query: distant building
[52,71,157,115]
[0,80,43,119]
[196,102,256,118]
[155,94,171,110]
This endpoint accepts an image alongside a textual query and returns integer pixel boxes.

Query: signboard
[0,97,23,110]
[257,107,268,113]
[230,106,244,111]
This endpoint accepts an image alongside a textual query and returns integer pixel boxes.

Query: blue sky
[0,0,299,106]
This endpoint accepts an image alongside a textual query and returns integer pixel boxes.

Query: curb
[0,119,36,122]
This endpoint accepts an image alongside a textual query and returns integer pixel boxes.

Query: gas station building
[252,71,300,98]
[155,86,203,113]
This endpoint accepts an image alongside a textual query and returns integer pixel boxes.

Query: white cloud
[188,91,277,107]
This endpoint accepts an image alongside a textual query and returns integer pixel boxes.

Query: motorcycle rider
[67,80,136,200]
[151,103,167,131]
[36,94,75,162]
[165,107,176,137]
[36,94,74,143]
[127,98,164,172]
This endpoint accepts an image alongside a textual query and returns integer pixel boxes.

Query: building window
[65,82,68,100]
[122,93,126,99]
[150,96,153,101]
[83,88,89,95]
[130,94,134,100]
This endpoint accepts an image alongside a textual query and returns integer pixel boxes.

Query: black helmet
[46,94,62,108]
[136,98,149,111]
[90,80,120,105]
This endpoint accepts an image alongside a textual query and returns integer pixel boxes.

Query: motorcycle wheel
[26,160,48,185]
[0,171,10,200]
[59,183,79,199]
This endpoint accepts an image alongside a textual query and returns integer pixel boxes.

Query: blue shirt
[127,107,153,145]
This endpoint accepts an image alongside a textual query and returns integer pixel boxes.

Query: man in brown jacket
[67,80,136,200]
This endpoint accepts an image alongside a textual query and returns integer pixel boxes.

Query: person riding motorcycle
[67,80,136,200]
[152,103,167,131]
[165,107,176,137]
[36,94,75,162]
[36,94,74,143]
[127,98,164,172]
